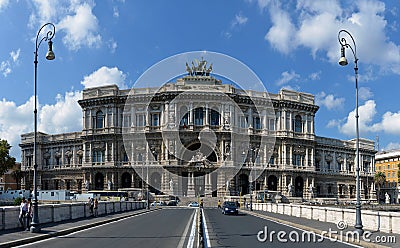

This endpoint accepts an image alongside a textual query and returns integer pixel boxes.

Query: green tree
[12,169,23,189]
[374,171,386,203]
[0,139,16,176]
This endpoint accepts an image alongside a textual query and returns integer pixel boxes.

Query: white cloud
[315,92,345,110]
[358,87,373,100]
[81,66,127,89]
[224,12,248,39]
[39,91,82,134]
[28,1,102,51]
[0,90,83,160]
[0,97,33,159]
[371,111,400,135]
[339,100,377,136]
[57,2,102,51]
[108,39,118,54]
[327,119,342,128]
[308,71,321,80]
[29,0,59,26]
[0,48,20,77]
[331,99,400,138]
[265,6,296,54]
[385,142,400,151]
[10,49,20,63]
[0,61,11,77]
[0,0,10,11]
[257,0,400,74]
[276,70,300,86]
[113,6,119,18]
[232,13,248,27]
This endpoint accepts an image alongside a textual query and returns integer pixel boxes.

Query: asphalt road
[17,208,196,248]
[204,208,360,248]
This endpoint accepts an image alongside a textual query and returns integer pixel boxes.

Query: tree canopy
[0,139,16,176]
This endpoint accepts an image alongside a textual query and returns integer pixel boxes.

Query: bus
[87,190,128,201]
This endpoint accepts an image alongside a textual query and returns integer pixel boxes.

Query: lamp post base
[30,224,41,233]
[354,226,363,235]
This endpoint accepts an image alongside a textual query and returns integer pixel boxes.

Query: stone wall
[0,201,145,231]
[253,203,400,234]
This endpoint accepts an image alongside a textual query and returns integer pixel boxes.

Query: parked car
[188,201,199,207]
[222,201,238,215]
[150,201,165,206]
[167,200,178,206]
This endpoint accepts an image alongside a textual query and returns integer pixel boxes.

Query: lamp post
[31,23,56,233]
[338,29,363,235]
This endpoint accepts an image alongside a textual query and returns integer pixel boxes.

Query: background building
[375,149,400,203]
[0,163,21,191]
[20,61,376,201]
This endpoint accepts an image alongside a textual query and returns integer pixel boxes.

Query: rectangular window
[269,156,274,165]
[92,150,104,163]
[254,117,261,129]
[136,114,146,126]
[307,115,312,133]
[194,108,204,126]
[240,116,248,128]
[123,115,131,127]
[286,112,291,130]
[151,113,159,126]
[292,154,304,166]
[269,118,275,131]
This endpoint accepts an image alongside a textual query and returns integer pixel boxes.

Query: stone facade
[20,66,376,200]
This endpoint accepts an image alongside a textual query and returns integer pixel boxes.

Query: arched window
[95,111,104,129]
[294,115,302,132]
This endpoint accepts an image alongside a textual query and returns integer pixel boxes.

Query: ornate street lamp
[31,23,56,233]
[338,29,363,234]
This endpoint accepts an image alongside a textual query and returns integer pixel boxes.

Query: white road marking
[177,209,195,248]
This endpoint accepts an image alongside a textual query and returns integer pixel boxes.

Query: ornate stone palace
[20,59,376,200]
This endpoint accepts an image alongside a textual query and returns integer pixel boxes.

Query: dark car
[222,201,238,215]
[167,200,178,206]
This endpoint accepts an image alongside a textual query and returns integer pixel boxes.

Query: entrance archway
[267,175,278,191]
[121,172,132,188]
[294,176,304,197]
[150,172,161,194]
[238,174,249,195]
[94,172,104,190]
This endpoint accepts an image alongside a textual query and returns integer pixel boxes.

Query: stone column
[205,103,209,126]
[187,172,195,196]
[189,103,193,125]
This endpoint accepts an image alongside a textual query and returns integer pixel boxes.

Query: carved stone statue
[287,183,292,194]
[185,62,192,76]
[169,179,174,193]
[85,180,89,190]
[108,180,112,190]
[385,192,390,204]
[308,184,314,198]
[187,58,213,76]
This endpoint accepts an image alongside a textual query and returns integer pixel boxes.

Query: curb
[0,208,159,248]
[241,209,389,248]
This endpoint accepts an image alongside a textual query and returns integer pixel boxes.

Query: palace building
[20,60,376,201]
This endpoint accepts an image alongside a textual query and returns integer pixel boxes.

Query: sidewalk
[0,208,154,248]
[241,209,399,248]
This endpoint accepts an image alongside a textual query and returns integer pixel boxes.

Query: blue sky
[1,0,400,160]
